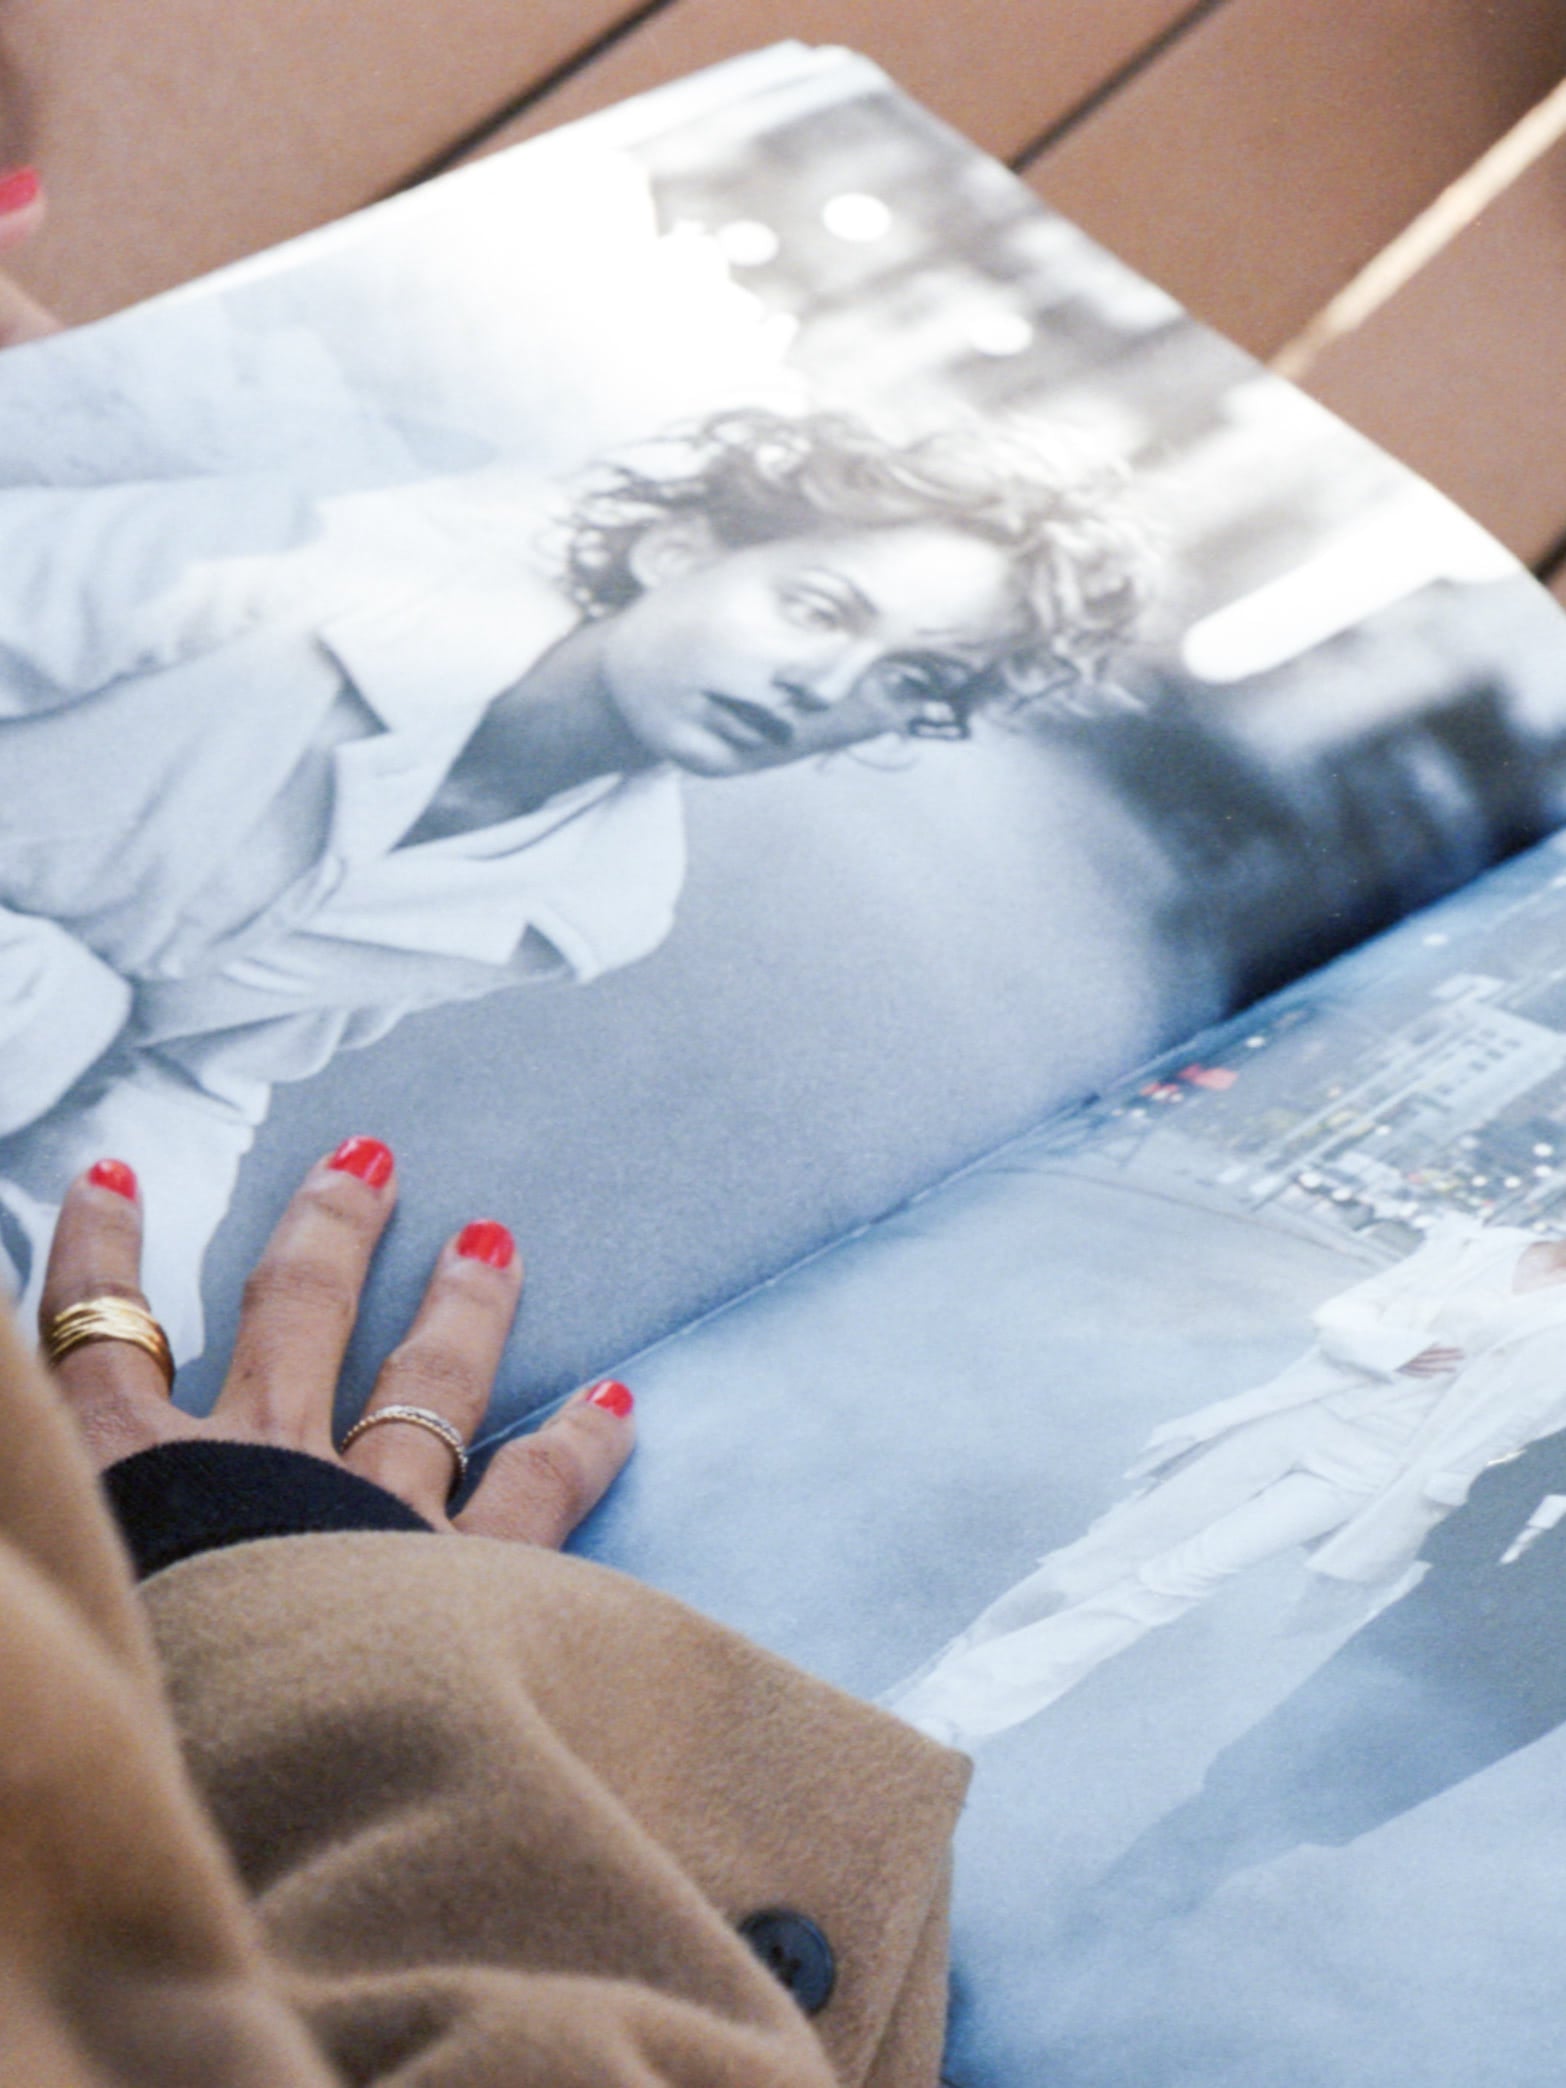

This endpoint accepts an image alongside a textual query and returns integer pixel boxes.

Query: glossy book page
[0,43,1562,1433]
[586,829,1566,2084]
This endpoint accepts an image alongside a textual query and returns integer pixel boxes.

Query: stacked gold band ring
[41,1296,176,1390]
[340,1404,470,1497]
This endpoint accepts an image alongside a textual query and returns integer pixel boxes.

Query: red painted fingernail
[0,167,40,216]
[586,1379,634,1418]
[87,1158,137,1201]
[326,1136,394,1188]
[456,1219,515,1270]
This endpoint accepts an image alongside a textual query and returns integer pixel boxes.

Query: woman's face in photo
[596,518,1025,777]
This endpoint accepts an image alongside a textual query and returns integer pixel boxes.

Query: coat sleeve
[0,1300,967,2086]
[0,1306,343,2086]
[141,1533,969,2088]
[1308,1236,1467,1378]
[0,475,316,711]
[1310,1286,1433,1379]
[1129,1243,1458,1478]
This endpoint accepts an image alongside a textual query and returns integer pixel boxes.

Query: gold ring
[340,1403,470,1497]
[41,1296,175,1390]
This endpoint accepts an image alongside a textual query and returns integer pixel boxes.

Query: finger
[456,1379,636,1549]
[342,1219,523,1521]
[37,1159,176,1460]
[0,168,61,345]
[211,1137,396,1453]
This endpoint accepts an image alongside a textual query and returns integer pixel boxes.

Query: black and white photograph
[11,41,1566,2085]
[590,834,1566,2084]
[5,46,1564,1419]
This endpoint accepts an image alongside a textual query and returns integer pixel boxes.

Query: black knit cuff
[102,1440,435,1581]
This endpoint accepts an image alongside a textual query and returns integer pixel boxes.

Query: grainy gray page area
[591,835,1566,2085]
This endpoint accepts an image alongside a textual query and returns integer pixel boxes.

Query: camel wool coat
[0,1302,969,2085]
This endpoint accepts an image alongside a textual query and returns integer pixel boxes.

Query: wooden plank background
[6,0,1566,578]
[471,0,1201,168]
[0,0,643,318]
[1024,0,1566,355]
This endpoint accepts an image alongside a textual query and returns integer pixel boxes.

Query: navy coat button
[737,1908,837,2015]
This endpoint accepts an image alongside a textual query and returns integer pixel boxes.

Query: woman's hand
[0,166,61,345]
[1398,1344,1465,1379]
[39,1142,636,1546]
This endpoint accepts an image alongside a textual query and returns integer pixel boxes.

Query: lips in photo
[703,692,797,748]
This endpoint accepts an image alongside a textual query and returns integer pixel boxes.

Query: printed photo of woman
[887,1215,1566,1747]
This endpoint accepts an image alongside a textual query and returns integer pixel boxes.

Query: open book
[6,40,1566,2082]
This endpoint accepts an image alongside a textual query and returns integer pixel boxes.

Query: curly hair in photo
[555,407,1154,730]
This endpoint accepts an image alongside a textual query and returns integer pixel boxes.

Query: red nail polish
[88,1158,137,1201]
[0,167,40,216]
[586,1379,634,1418]
[456,1219,515,1270]
[326,1136,394,1188]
